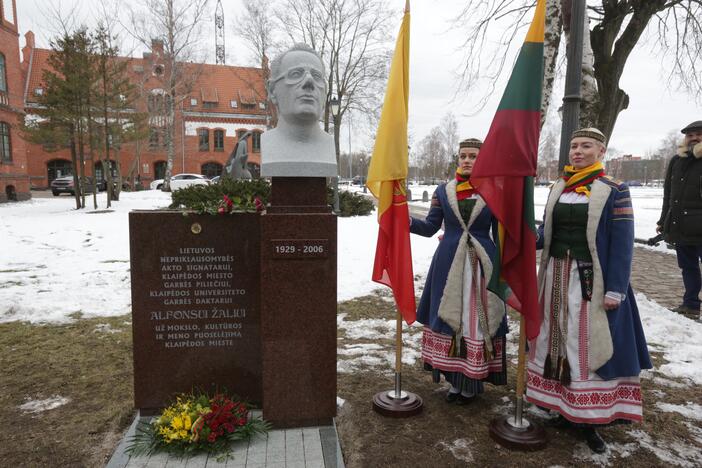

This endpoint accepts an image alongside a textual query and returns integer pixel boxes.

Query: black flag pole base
[372,372,423,418]
[489,415,547,451]
[372,390,423,418]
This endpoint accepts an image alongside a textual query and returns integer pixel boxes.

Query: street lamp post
[557,0,587,171]
[330,95,341,213]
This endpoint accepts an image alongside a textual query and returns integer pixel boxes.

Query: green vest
[458,198,477,225]
[549,202,592,261]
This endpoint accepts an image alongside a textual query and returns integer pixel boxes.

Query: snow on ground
[0,191,439,323]
[656,402,702,421]
[0,191,172,323]
[18,396,71,414]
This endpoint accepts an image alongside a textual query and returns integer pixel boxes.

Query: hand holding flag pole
[366,0,422,418]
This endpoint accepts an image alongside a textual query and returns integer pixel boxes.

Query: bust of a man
[261,44,338,177]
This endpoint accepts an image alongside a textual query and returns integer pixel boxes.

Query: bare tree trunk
[163,87,176,192]
[541,0,563,128]
[69,126,81,210]
[579,19,599,129]
[78,128,86,209]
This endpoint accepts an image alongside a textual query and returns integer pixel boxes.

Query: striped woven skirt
[526,256,643,424]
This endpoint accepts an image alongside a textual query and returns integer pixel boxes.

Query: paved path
[107,416,344,468]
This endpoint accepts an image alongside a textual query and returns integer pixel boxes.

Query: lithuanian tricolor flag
[366,3,416,325]
[470,0,546,340]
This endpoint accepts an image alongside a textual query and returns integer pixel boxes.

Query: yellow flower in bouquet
[156,398,202,443]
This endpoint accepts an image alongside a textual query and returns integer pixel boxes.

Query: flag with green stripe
[470,0,545,340]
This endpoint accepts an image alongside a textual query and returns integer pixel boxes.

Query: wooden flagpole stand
[372,310,423,417]
[489,315,547,450]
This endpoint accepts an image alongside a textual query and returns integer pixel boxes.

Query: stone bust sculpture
[261,43,338,177]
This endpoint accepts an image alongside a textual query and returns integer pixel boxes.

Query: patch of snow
[19,396,70,413]
[436,438,474,463]
[655,402,702,421]
[636,294,702,385]
[336,397,345,408]
[651,376,689,388]
[94,323,120,334]
[627,429,702,467]
[684,422,702,445]
[572,440,638,466]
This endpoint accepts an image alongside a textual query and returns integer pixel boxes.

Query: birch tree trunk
[541,0,563,129]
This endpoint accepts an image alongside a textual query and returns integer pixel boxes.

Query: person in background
[656,120,702,320]
[410,138,508,405]
[526,128,652,454]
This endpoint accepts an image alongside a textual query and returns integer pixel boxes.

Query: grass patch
[0,315,135,467]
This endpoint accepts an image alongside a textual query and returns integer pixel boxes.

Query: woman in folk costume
[526,128,652,453]
[410,138,508,405]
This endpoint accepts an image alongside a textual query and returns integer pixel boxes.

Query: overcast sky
[14,0,701,157]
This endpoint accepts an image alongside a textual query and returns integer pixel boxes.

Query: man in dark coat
[657,120,702,320]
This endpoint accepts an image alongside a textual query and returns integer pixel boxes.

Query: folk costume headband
[571,127,607,146]
[459,138,482,149]
[562,162,605,198]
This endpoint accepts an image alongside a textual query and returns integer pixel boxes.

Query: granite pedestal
[260,177,337,427]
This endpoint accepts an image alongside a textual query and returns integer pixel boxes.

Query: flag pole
[394,310,404,398]
[368,0,421,418]
[488,314,547,450]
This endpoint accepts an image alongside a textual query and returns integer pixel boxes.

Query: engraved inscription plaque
[130,211,261,413]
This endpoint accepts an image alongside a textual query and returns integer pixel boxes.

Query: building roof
[24,45,269,120]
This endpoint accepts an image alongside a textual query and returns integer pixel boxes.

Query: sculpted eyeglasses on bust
[271,66,325,87]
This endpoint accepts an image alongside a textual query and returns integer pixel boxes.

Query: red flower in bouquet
[202,394,249,442]
[254,196,264,212]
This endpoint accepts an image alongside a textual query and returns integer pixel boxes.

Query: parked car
[50,176,98,196]
[149,173,210,191]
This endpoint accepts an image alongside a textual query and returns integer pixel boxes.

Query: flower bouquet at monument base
[127,391,269,457]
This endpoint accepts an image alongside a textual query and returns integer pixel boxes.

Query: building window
[190,98,198,106]
[149,127,159,148]
[201,162,223,179]
[203,102,217,109]
[230,100,238,108]
[0,53,6,93]
[213,129,224,151]
[47,159,73,183]
[252,132,261,153]
[242,103,255,110]
[0,122,11,162]
[154,161,167,180]
[198,129,209,151]
[236,130,246,141]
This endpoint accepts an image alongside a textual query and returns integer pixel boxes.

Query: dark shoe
[445,391,460,403]
[583,428,606,454]
[454,393,477,406]
[673,305,701,319]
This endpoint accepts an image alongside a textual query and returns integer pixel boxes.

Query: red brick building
[1,1,270,197]
[0,0,30,201]
[20,26,270,189]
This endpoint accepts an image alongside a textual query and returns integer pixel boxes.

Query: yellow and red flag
[366,3,415,324]
[470,0,546,339]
